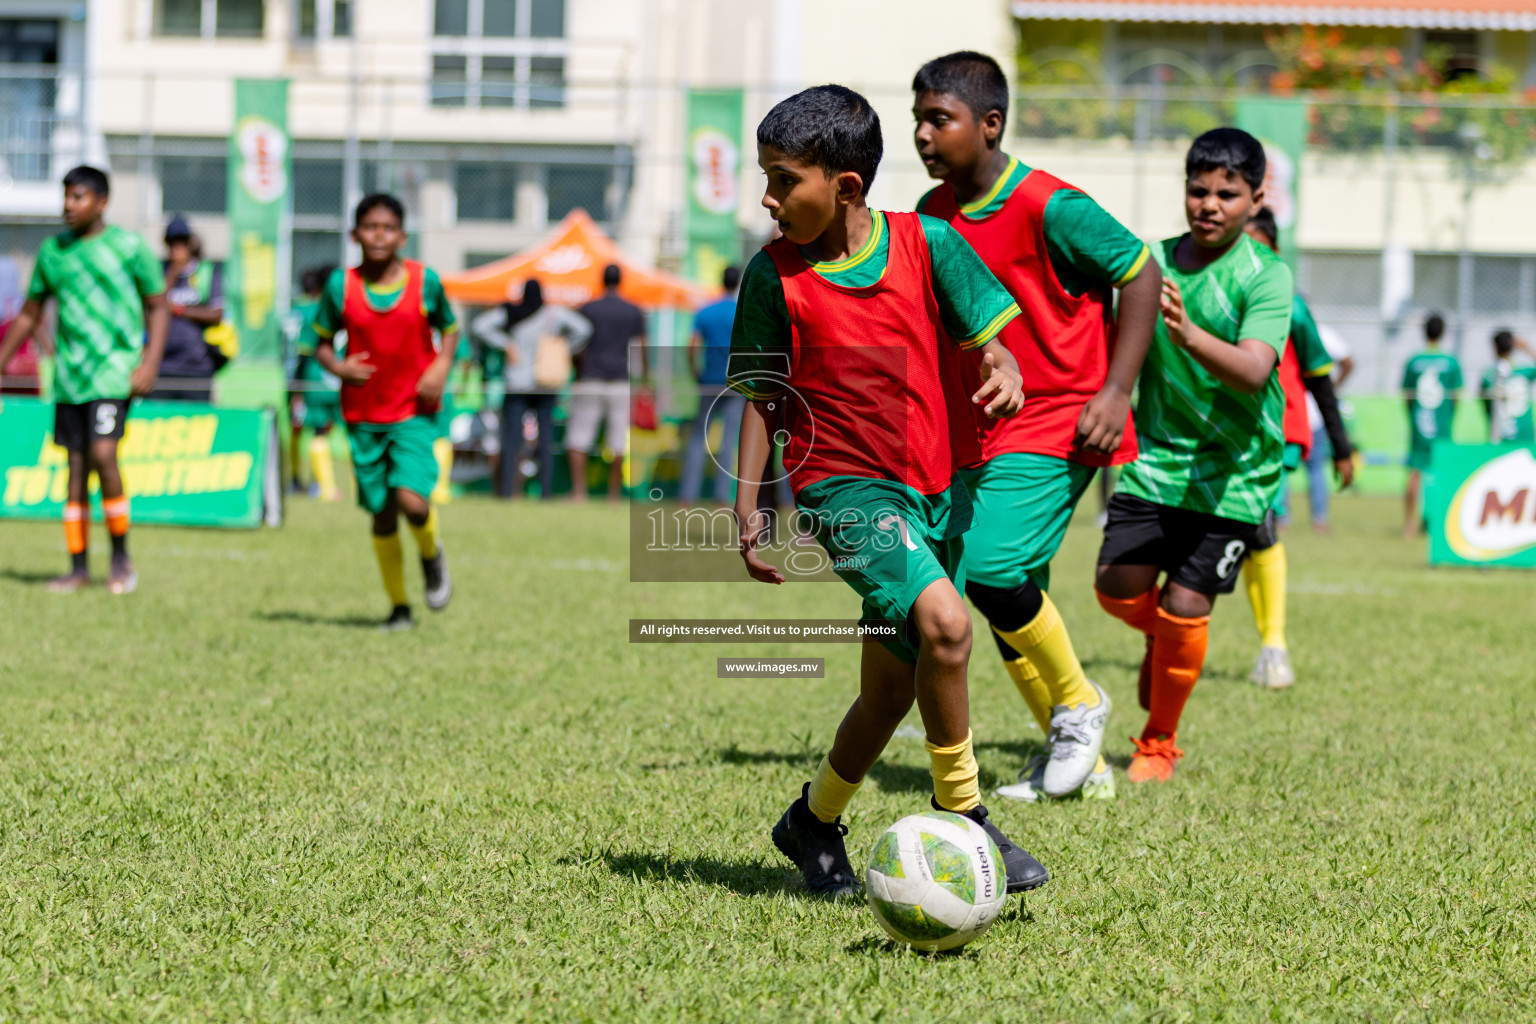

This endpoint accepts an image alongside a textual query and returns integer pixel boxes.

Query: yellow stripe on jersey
[1115,244,1151,287]
[958,302,1021,351]
[808,211,886,277]
[960,156,1021,217]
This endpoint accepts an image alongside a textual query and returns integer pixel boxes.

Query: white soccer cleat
[1251,645,1295,690]
[1042,681,1113,799]
[995,754,1047,803]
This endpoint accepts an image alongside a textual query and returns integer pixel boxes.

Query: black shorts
[1097,493,1261,595]
[54,399,130,451]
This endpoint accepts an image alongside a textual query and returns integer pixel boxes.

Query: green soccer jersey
[1402,350,1463,446]
[1117,233,1293,524]
[27,225,164,404]
[730,210,1019,403]
[1480,360,1536,444]
[1290,295,1334,377]
[288,297,342,397]
[916,155,1149,297]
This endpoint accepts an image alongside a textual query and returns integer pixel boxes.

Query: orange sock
[103,496,130,537]
[63,502,88,555]
[1096,585,1161,634]
[1143,605,1209,738]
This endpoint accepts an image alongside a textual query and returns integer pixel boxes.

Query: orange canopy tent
[439,209,713,309]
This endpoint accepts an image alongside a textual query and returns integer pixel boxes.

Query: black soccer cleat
[772,783,859,898]
[422,546,452,611]
[380,604,415,632]
[934,797,1050,894]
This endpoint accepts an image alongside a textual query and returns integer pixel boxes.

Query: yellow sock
[807,755,861,824]
[1245,543,1287,648]
[1000,653,1053,734]
[992,594,1098,710]
[407,506,440,560]
[309,436,337,497]
[289,430,303,485]
[927,730,980,813]
[372,533,408,607]
[432,437,453,504]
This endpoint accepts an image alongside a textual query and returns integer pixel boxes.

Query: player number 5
[95,403,117,435]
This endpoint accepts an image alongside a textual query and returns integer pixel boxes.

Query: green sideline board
[0,397,282,528]
[1423,443,1536,568]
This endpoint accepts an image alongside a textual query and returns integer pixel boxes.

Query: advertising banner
[684,88,744,284]
[227,78,291,361]
[1424,444,1536,568]
[0,397,283,528]
[1235,98,1306,274]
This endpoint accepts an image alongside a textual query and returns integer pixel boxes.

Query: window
[295,0,351,41]
[293,159,343,216]
[1298,252,1382,311]
[1425,30,1482,81]
[156,0,266,39]
[160,156,228,214]
[430,0,567,110]
[546,165,608,223]
[455,162,519,221]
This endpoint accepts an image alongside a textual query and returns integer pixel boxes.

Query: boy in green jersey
[313,195,459,631]
[912,51,1163,803]
[1480,329,1535,445]
[1401,312,1462,537]
[0,165,170,595]
[1094,129,1292,784]
[732,85,1048,898]
[286,264,345,501]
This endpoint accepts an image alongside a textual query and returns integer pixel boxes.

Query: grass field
[2,493,1533,1023]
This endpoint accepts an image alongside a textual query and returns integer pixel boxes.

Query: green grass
[1,495,1533,1022]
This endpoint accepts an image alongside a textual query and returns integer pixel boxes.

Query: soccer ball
[864,811,1007,951]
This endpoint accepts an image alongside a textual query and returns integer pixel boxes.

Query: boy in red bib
[912,52,1162,802]
[313,194,459,630]
[731,85,1048,898]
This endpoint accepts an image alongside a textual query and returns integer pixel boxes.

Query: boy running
[313,194,457,630]
[1239,208,1354,690]
[732,85,1047,898]
[1094,129,1292,784]
[287,264,345,501]
[1401,312,1461,538]
[1480,329,1535,445]
[912,51,1162,802]
[0,165,169,594]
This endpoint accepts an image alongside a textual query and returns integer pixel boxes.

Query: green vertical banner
[227,79,291,361]
[1235,98,1306,275]
[684,88,744,284]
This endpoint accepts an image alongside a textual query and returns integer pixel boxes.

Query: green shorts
[958,452,1096,591]
[796,475,972,665]
[303,395,340,431]
[1408,436,1439,471]
[347,416,439,514]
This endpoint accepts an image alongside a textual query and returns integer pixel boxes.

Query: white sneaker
[1251,645,1295,690]
[1042,681,1113,799]
[995,754,1047,803]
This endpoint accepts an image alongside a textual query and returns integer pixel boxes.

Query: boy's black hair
[757,85,882,195]
[62,165,110,197]
[912,51,1010,131]
[354,192,405,228]
[300,264,335,295]
[1186,128,1267,191]
[722,265,741,291]
[1425,312,1446,342]
[1494,328,1515,356]
[602,263,622,288]
[1247,206,1279,246]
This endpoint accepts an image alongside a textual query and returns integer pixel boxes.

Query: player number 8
[1216,540,1246,579]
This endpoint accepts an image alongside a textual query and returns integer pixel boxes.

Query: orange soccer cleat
[1127,733,1184,784]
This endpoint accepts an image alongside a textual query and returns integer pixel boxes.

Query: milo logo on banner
[236,115,288,204]
[1442,448,1536,562]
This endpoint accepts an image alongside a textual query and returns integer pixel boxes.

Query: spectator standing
[569,264,647,503]
[679,265,743,506]
[472,278,592,499]
[154,217,224,403]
